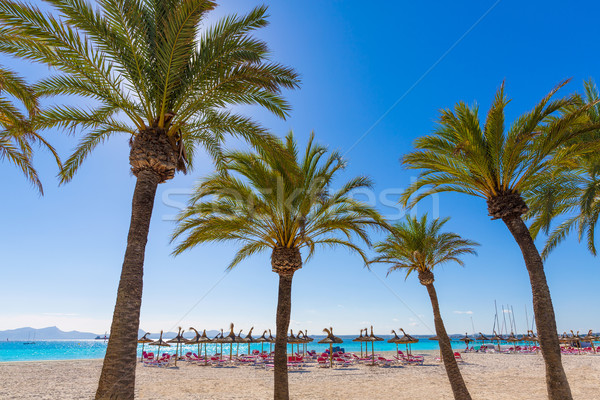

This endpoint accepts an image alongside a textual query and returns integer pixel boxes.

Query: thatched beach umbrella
[188,328,212,364]
[506,332,520,351]
[363,326,384,366]
[218,323,238,361]
[558,332,570,343]
[149,331,171,360]
[234,329,247,357]
[318,327,343,368]
[268,329,276,353]
[353,329,367,357]
[297,330,313,355]
[528,330,538,342]
[388,330,402,355]
[288,330,305,356]
[475,332,488,350]
[167,327,189,366]
[138,332,153,362]
[571,330,582,353]
[520,330,536,348]
[521,331,534,342]
[459,332,471,350]
[428,334,442,358]
[490,332,504,352]
[256,330,269,354]
[213,329,224,357]
[244,327,256,355]
[583,330,597,353]
[399,328,419,355]
[475,332,488,342]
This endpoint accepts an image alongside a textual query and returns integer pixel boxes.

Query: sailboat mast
[511,305,517,334]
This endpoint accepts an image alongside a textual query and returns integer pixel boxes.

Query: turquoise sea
[0,336,486,362]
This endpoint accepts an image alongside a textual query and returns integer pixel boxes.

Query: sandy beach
[1,351,599,399]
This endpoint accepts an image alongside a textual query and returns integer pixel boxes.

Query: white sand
[1,351,599,399]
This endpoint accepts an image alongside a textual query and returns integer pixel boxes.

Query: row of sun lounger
[141,350,428,369]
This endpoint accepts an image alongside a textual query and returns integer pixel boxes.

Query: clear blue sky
[2,0,599,336]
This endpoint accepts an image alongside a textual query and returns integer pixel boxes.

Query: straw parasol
[583,330,597,353]
[459,332,471,350]
[505,332,520,351]
[149,331,171,360]
[288,330,305,356]
[475,332,488,350]
[213,329,224,357]
[353,329,367,358]
[287,330,297,355]
[520,330,536,349]
[317,327,343,368]
[297,330,313,355]
[571,330,582,353]
[244,327,256,355]
[490,332,504,352]
[256,330,269,354]
[234,329,247,357]
[362,326,384,366]
[428,334,442,357]
[559,331,571,344]
[268,329,276,353]
[399,328,419,355]
[188,327,212,364]
[167,327,189,366]
[138,332,153,362]
[475,332,488,342]
[528,330,538,342]
[387,330,402,355]
[521,331,534,342]
[217,323,238,361]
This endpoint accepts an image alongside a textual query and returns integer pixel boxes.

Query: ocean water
[0,336,485,362]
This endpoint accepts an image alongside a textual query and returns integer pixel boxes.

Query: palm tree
[371,215,477,400]
[399,80,600,400]
[0,1,299,398]
[527,79,600,258]
[172,132,386,400]
[0,65,59,192]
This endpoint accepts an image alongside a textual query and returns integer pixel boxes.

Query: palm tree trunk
[274,273,293,400]
[425,282,472,400]
[502,215,572,400]
[95,170,160,400]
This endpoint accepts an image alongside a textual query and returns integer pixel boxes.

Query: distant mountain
[0,326,100,340]
[0,326,224,341]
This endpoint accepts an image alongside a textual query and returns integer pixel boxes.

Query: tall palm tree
[399,80,600,400]
[0,65,59,192]
[528,79,600,258]
[172,132,386,400]
[0,1,299,398]
[371,215,477,400]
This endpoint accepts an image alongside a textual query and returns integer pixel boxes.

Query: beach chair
[330,357,351,368]
[376,357,394,367]
[164,355,179,368]
[454,352,465,363]
[317,357,330,368]
[397,351,424,366]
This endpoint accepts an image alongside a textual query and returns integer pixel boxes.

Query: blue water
[0,336,483,362]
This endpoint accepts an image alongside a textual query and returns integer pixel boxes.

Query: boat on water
[95,332,109,342]
[23,332,36,345]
